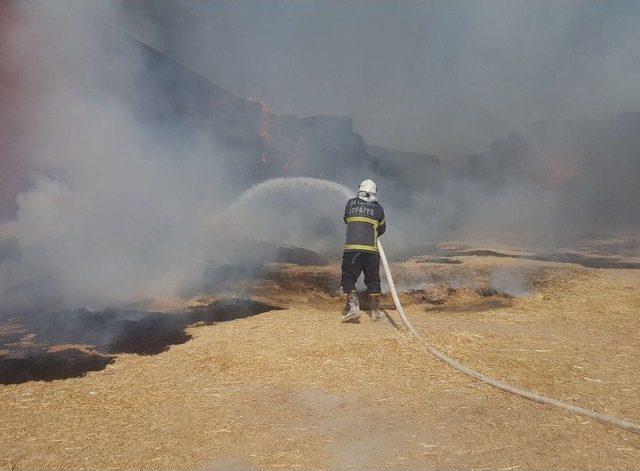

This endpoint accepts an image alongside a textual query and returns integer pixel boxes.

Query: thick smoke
[1,1,639,316]
[1,3,212,312]
[0,1,347,314]
[117,1,640,159]
[116,0,640,241]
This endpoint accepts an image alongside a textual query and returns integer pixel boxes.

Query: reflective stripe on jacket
[343,197,386,252]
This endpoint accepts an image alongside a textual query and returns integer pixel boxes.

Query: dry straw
[378,239,640,435]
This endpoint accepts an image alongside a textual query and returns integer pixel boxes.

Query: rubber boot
[370,294,381,322]
[341,291,360,322]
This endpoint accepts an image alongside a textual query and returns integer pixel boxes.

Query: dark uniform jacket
[343,197,386,253]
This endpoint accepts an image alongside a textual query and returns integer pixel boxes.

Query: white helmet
[357,179,377,202]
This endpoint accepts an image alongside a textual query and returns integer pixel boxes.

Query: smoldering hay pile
[1,1,640,317]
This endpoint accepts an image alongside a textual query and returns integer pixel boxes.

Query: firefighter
[341,179,386,322]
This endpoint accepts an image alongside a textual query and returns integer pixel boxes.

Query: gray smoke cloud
[116,0,640,159]
[490,267,531,298]
[1,1,639,316]
[0,2,222,312]
[0,1,349,314]
[113,0,640,243]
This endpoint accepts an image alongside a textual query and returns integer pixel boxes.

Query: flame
[247,96,309,176]
[259,127,272,146]
[536,145,585,189]
[247,96,272,114]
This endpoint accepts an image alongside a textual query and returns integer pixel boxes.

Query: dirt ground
[1,243,639,470]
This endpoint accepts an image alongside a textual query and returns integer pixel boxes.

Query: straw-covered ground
[1,242,639,470]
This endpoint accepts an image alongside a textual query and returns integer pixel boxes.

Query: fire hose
[376,239,640,435]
